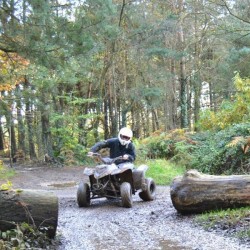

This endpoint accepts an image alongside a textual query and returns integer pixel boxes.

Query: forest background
[0,0,249,175]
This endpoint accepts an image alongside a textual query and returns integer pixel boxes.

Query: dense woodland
[0,0,250,168]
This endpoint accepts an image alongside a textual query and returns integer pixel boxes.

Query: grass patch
[0,161,16,181]
[194,207,250,240]
[139,159,186,185]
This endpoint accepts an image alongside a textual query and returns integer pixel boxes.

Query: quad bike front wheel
[77,181,90,207]
[139,178,156,201]
[120,182,133,208]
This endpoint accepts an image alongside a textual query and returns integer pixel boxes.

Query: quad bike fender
[136,164,148,172]
[84,164,118,179]
[132,165,149,190]
[111,167,132,175]
[94,164,118,179]
[111,163,134,175]
[83,167,94,176]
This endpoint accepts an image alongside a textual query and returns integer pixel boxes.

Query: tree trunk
[0,189,58,238]
[41,98,53,158]
[16,85,26,154]
[0,119,4,150]
[25,103,37,160]
[10,124,17,162]
[170,169,250,214]
[178,0,188,129]
[77,82,92,147]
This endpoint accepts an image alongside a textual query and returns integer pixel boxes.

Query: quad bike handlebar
[87,152,123,165]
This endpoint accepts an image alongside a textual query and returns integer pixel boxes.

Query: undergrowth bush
[0,223,54,249]
[197,73,250,131]
[190,123,250,174]
[137,123,250,175]
[137,129,196,162]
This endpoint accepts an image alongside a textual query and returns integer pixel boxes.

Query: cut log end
[0,189,58,238]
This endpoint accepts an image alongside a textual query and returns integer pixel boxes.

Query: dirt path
[4,164,250,250]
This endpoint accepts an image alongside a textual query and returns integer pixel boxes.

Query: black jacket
[90,138,136,164]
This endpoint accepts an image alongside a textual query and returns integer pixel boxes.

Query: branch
[220,0,250,25]
[0,6,20,22]
[119,0,126,27]
[0,46,16,53]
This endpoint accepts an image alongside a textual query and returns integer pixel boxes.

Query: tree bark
[41,98,53,158]
[0,119,4,150]
[16,84,26,154]
[178,0,188,129]
[0,189,58,238]
[25,102,37,160]
[170,169,250,214]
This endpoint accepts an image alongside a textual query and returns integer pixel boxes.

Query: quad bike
[77,153,156,208]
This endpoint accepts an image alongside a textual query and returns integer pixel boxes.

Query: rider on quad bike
[78,127,156,208]
[88,127,136,168]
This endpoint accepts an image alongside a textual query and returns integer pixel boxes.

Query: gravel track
[6,165,250,250]
[55,186,248,250]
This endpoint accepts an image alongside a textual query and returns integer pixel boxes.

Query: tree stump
[0,189,58,238]
[170,169,250,214]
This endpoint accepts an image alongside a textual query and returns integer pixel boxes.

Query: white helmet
[118,127,133,146]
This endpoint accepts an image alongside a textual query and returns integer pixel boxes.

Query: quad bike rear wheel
[120,182,133,208]
[77,181,90,207]
[139,178,156,201]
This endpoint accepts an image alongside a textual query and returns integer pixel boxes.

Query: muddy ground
[3,163,250,250]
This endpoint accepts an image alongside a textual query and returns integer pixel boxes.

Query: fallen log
[0,189,58,238]
[170,169,250,214]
